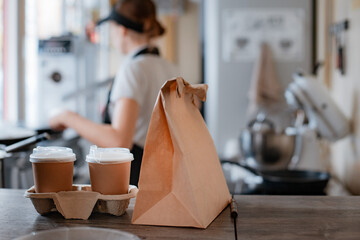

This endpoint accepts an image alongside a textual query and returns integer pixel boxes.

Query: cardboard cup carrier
[25,184,138,220]
[26,146,137,220]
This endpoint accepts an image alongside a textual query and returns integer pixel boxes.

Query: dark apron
[103,47,160,186]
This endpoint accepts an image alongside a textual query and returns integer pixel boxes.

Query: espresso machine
[25,34,94,130]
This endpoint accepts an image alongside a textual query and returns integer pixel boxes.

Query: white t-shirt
[109,46,178,148]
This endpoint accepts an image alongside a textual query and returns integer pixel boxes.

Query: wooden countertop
[0,189,234,240]
[1,189,360,239]
[234,195,360,239]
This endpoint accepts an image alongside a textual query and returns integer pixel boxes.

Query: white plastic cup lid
[86,145,134,163]
[30,146,76,163]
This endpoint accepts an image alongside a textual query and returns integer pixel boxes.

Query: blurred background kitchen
[0,0,359,196]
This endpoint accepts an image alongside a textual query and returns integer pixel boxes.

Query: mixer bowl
[240,129,296,171]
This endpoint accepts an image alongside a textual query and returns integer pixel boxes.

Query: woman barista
[49,0,177,186]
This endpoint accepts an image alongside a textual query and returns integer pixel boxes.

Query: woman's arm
[49,98,139,149]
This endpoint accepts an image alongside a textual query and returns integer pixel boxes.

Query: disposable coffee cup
[86,145,134,195]
[30,146,76,193]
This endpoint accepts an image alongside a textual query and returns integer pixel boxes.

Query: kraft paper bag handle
[175,77,208,102]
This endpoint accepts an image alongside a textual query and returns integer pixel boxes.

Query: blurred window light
[0,0,4,119]
[37,0,63,39]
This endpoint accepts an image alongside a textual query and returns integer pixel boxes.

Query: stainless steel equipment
[240,113,297,171]
[0,133,50,188]
[25,35,80,129]
[25,34,101,130]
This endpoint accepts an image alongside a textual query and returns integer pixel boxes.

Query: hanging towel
[247,43,283,116]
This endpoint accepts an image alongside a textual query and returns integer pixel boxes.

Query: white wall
[176,1,201,84]
[325,0,360,194]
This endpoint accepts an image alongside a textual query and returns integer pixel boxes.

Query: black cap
[97,8,144,33]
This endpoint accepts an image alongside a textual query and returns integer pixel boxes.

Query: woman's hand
[85,21,98,43]
[49,110,72,131]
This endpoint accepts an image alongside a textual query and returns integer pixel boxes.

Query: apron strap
[102,47,160,124]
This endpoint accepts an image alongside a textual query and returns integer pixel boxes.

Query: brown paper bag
[132,77,231,229]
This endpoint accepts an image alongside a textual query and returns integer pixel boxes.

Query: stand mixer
[239,72,350,172]
[285,73,350,171]
[223,73,350,194]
